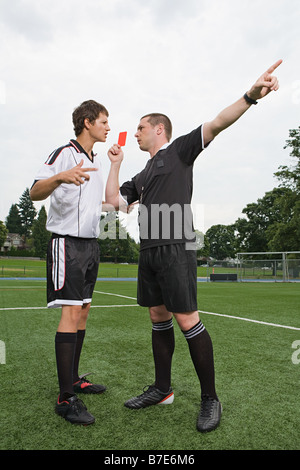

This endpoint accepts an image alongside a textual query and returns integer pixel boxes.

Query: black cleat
[55,395,95,425]
[197,396,222,433]
[73,373,106,394]
[124,385,174,409]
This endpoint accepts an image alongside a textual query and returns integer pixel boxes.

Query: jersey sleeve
[31,146,73,187]
[119,177,140,205]
[174,125,206,166]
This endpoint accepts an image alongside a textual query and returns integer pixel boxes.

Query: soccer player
[30,100,124,425]
[105,60,282,432]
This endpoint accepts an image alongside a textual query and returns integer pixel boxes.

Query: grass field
[0,275,300,452]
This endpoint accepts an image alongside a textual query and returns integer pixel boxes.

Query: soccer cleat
[124,385,174,409]
[73,373,106,394]
[196,396,222,433]
[55,395,95,425]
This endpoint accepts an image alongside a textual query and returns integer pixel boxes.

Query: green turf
[0,280,299,451]
[0,259,224,279]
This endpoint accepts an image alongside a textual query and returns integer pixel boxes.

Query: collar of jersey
[152,142,170,159]
[158,142,170,152]
[69,139,96,162]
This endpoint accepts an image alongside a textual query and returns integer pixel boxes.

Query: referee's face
[135,118,156,152]
[89,113,110,142]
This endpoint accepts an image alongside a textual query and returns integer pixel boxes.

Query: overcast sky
[0,0,299,240]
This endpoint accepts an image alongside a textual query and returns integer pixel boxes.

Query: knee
[174,311,200,331]
[61,305,83,329]
[81,303,91,321]
[149,305,172,323]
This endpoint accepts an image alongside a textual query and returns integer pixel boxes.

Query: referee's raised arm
[202,59,282,146]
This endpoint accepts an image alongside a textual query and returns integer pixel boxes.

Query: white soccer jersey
[33,140,104,238]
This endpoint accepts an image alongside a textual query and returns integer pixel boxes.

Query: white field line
[0,286,45,288]
[198,310,300,331]
[1,287,299,331]
[0,305,139,311]
[94,290,136,301]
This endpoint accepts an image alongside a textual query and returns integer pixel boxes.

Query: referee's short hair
[73,100,109,137]
[141,113,172,141]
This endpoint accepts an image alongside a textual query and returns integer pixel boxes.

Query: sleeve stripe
[45,143,72,165]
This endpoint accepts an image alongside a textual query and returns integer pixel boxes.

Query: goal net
[237,251,300,282]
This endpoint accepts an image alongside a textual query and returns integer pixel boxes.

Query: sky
[0,0,299,241]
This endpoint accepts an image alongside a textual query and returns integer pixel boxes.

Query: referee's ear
[156,124,164,136]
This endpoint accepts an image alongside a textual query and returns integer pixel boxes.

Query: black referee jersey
[120,125,207,250]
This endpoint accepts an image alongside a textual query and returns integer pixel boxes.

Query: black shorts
[137,244,198,313]
[47,234,100,308]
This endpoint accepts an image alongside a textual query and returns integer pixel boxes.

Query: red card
[118,131,127,146]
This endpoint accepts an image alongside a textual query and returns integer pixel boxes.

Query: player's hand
[247,59,282,101]
[60,159,97,186]
[108,144,124,165]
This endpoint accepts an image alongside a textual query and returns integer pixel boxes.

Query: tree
[205,224,236,259]
[234,187,290,253]
[195,229,210,258]
[18,188,37,240]
[267,127,300,250]
[5,204,22,234]
[0,220,8,250]
[274,126,300,192]
[32,206,51,258]
[206,128,300,255]
[99,212,139,263]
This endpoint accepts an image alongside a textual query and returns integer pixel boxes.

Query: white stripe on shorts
[52,238,66,291]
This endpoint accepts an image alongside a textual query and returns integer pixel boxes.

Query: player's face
[135,117,156,151]
[89,113,110,142]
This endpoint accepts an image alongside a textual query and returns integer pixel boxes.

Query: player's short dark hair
[141,113,172,141]
[72,100,109,137]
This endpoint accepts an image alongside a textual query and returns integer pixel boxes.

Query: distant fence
[0,262,138,279]
[1,252,299,282]
[199,252,300,282]
[237,251,300,282]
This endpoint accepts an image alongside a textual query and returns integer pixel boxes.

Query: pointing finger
[81,167,98,172]
[266,59,282,74]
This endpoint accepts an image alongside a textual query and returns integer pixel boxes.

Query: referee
[30,100,124,425]
[105,60,282,432]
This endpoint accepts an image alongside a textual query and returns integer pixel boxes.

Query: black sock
[182,321,218,400]
[55,332,77,402]
[73,329,86,383]
[152,319,175,393]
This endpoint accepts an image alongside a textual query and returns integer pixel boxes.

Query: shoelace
[71,397,86,415]
[200,398,215,417]
[140,385,154,396]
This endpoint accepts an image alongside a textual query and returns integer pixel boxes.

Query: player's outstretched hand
[247,59,282,101]
[61,159,98,186]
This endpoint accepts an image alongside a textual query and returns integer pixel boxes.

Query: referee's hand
[62,159,98,186]
[108,144,124,165]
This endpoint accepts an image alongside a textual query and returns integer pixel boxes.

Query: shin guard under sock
[73,329,86,383]
[182,321,218,400]
[152,319,175,393]
[55,332,77,401]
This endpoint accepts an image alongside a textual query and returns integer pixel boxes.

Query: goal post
[236,251,300,282]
